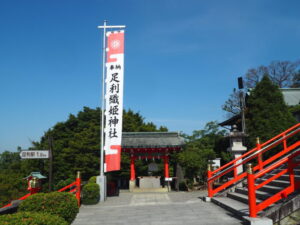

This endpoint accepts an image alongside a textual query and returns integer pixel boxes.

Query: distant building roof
[218,114,241,127]
[280,88,300,106]
[121,132,185,149]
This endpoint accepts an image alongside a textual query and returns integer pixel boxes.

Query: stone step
[259,184,284,195]
[258,178,290,188]
[275,174,300,181]
[266,168,300,176]
[227,192,261,204]
[235,188,273,201]
[130,187,168,193]
[211,196,249,219]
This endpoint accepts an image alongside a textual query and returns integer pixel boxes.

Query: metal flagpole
[98,21,126,202]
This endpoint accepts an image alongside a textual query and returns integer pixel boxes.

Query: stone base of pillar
[129,180,136,192]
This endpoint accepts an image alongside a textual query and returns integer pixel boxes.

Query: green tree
[177,121,228,185]
[32,107,167,184]
[246,75,297,147]
[223,60,300,117]
[0,151,28,207]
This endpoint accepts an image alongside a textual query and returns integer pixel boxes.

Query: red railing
[58,171,81,206]
[1,193,31,208]
[207,123,300,198]
[1,172,81,209]
[247,150,300,217]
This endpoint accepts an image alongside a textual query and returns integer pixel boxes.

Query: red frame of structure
[247,150,300,217]
[123,147,181,181]
[207,123,300,217]
[1,175,81,209]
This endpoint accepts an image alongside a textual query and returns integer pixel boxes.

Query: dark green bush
[82,183,100,205]
[54,178,74,191]
[19,192,78,224]
[88,176,97,183]
[0,211,67,225]
[179,181,188,191]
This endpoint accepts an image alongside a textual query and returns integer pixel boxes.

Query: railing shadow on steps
[207,123,300,218]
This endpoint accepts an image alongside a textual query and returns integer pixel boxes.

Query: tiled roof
[121,132,185,148]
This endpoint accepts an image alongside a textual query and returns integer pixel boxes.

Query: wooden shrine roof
[121,132,185,149]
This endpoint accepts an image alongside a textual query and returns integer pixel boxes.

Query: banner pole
[99,20,107,202]
[100,20,106,178]
[98,22,126,202]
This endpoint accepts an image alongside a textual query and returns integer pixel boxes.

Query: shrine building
[121,132,184,192]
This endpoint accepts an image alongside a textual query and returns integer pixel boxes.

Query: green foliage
[0,107,169,205]
[31,107,168,184]
[0,172,27,207]
[19,192,78,224]
[0,151,28,207]
[246,75,297,147]
[82,183,100,205]
[54,178,74,191]
[178,181,188,191]
[88,176,97,183]
[177,121,227,183]
[0,212,67,225]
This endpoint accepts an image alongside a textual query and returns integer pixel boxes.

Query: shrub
[82,183,100,205]
[0,211,67,225]
[19,192,78,224]
[54,178,74,191]
[179,181,188,191]
[88,176,97,183]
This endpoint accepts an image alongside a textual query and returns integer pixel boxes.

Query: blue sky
[1,0,300,152]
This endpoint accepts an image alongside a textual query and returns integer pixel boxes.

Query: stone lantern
[227,125,247,175]
[24,172,47,195]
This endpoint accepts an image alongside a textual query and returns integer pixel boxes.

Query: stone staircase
[211,159,300,223]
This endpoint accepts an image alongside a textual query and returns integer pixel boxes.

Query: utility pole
[238,77,246,134]
[48,136,53,192]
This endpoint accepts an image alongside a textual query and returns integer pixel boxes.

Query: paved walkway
[72,191,244,225]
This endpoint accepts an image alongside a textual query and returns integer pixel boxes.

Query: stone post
[227,125,247,176]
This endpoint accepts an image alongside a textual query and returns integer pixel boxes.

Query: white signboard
[212,158,221,168]
[20,150,49,159]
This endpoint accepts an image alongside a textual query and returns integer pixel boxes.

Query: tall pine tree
[246,75,297,146]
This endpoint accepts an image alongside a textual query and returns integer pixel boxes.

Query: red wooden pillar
[76,171,81,206]
[207,164,213,198]
[130,156,135,181]
[247,164,257,218]
[164,155,169,178]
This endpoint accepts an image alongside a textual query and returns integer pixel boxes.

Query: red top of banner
[107,31,124,63]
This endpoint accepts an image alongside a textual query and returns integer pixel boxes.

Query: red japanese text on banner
[104,30,124,172]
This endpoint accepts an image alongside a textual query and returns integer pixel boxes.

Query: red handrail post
[247,164,257,218]
[288,158,295,192]
[283,134,287,151]
[256,137,263,171]
[76,171,81,206]
[207,163,213,198]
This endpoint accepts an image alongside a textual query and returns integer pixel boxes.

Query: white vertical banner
[104,30,124,172]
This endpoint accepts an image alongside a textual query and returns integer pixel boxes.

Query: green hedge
[179,181,188,191]
[82,183,100,205]
[88,176,97,183]
[0,212,67,225]
[54,178,74,191]
[19,192,78,224]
